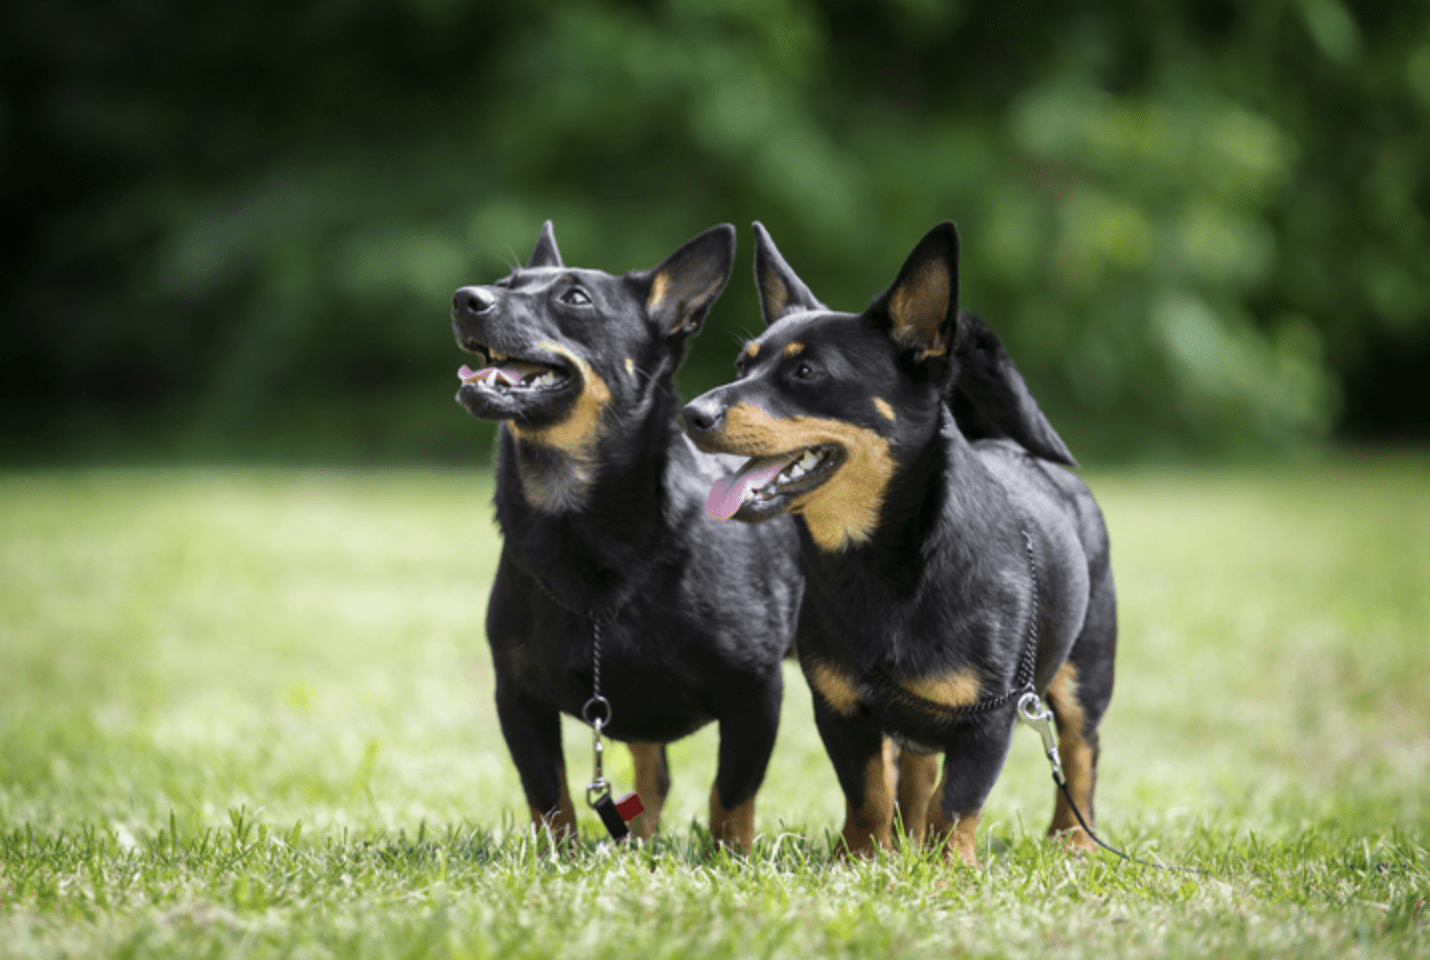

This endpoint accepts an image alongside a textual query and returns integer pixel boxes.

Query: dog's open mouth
[457,346,571,392]
[454,341,583,425]
[706,444,843,522]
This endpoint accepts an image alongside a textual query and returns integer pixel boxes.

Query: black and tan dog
[451,222,802,849]
[681,222,1116,866]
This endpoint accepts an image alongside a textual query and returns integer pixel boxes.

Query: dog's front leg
[896,748,941,842]
[627,743,671,840]
[926,717,1017,868]
[708,678,783,853]
[494,678,577,843]
[810,695,896,858]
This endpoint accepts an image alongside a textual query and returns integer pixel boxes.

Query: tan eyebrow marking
[784,341,804,357]
[873,398,896,421]
[745,342,760,358]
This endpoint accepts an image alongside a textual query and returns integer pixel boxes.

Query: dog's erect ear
[527,220,564,269]
[644,224,736,339]
[752,222,825,326]
[870,222,959,361]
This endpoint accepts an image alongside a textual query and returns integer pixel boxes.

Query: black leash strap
[1016,696,1207,875]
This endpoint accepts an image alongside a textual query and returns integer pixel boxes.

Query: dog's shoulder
[968,436,1108,566]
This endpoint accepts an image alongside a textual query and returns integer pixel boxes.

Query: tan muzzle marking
[507,342,612,457]
[717,401,896,552]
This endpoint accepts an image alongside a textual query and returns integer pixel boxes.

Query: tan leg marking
[806,660,861,716]
[704,402,896,552]
[628,742,670,841]
[709,786,756,853]
[839,738,895,858]
[529,765,577,845]
[924,770,981,868]
[945,810,982,867]
[897,750,940,842]
[1045,662,1097,852]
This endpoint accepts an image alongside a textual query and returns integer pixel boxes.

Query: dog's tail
[949,312,1077,466]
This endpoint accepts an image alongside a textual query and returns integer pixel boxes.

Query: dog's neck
[495,386,679,613]
[797,407,1009,663]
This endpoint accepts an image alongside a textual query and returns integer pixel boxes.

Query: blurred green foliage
[3,0,1429,461]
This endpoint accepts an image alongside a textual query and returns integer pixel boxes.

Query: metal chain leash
[525,569,638,839]
[581,617,613,807]
[865,529,1041,720]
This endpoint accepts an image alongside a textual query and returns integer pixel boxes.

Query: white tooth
[799,451,819,469]
[791,464,806,479]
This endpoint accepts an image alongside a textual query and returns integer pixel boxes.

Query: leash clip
[1016,691,1065,786]
[584,699,611,807]
[582,703,637,840]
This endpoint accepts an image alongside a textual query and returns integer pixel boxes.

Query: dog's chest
[506,613,716,734]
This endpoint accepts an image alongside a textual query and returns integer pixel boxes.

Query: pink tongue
[707,455,793,521]
[457,364,523,386]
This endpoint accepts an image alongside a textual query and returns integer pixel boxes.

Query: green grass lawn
[1,458,1427,959]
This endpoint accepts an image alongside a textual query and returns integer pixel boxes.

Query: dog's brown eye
[561,289,591,306]
[794,361,817,380]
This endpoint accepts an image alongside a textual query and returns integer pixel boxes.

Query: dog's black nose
[681,397,724,435]
[453,286,496,316]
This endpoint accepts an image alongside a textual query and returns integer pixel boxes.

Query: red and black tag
[593,791,645,840]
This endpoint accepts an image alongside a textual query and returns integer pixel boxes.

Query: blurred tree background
[3,0,1427,463]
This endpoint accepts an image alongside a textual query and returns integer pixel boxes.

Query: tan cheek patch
[507,342,611,455]
[717,402,897,552]
[806,660,860,716]
[873,397,896,421]
[888,259,950,357]
[506,343,612,512]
